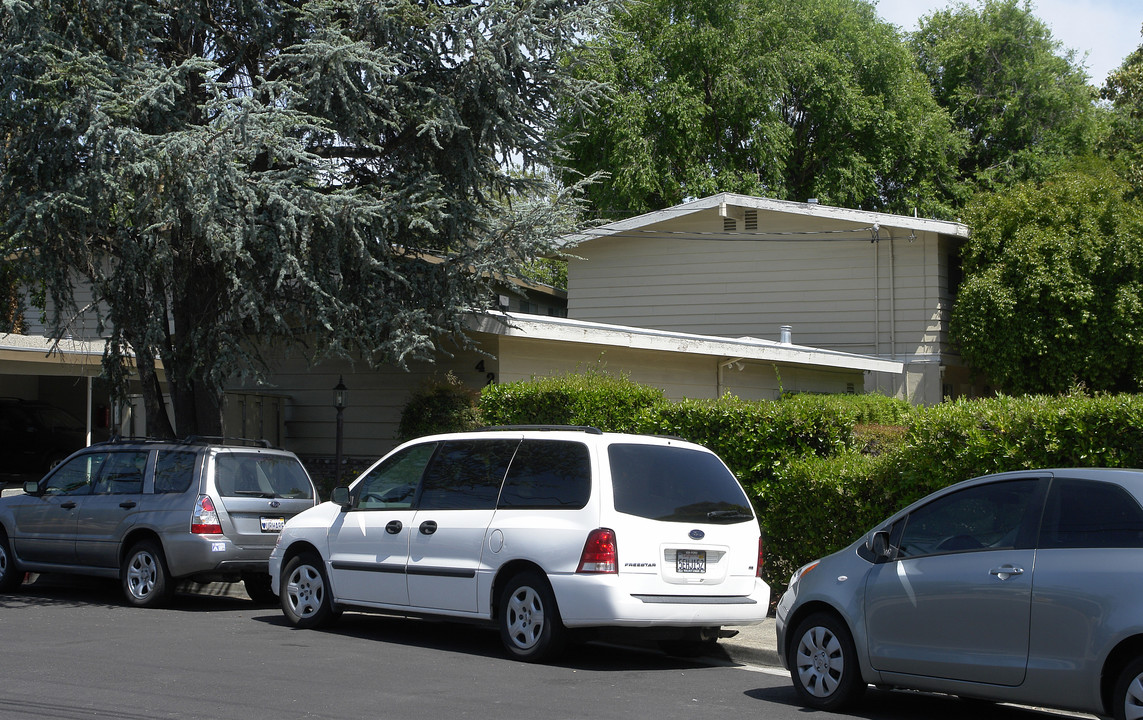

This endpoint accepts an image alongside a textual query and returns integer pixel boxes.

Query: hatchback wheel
[281,552,337,629]
[790,612,865,711]
[0,533,22,592]
[498,571,565,662]
[121,539,172,608]
[1114,656,1143,720]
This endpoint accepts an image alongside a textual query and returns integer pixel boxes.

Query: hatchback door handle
[990,565,1024,579]
[60,501,77,510]
[419,521,437,535]
[385,520,402,535]
[119,501,136,509]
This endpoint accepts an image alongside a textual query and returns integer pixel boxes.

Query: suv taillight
[192,495,222,534]
[576,528,618,574]
[757,536,765,578]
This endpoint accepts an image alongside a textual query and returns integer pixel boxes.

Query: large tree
[950,164,1143,394]
[558,0,964,219]
[1102,25,1143,195]
[911,0,1100,198]
[0,0,608,437]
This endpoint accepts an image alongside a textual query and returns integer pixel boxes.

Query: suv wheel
[790,611,865,711]
[242,572,278,606]
[121,539,173,608]
[498,571,565,662]
[281,552,337,629]
[0,533,22,592]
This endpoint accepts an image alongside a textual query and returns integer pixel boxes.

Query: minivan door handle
[990,565,1024,580]
[419,521,437,535]
[385,520,403,535]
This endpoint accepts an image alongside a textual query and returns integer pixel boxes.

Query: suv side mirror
[869,530,893,562]
[330,486,351,510]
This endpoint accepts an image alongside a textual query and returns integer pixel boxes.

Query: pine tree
[0,0,609,436]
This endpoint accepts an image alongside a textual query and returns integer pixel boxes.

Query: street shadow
[256,609,723,672]
[745,685,1095,720]
[0,573,257,612]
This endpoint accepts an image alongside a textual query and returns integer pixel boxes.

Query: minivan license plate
[676,549,706,573]
[260,517,285,533]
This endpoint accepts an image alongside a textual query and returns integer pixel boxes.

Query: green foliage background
[396,374,1143,592]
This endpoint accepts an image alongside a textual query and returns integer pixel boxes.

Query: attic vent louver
[744,209,758,231]
[723,217,736,232]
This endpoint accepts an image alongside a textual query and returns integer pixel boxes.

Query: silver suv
[0,438,317,606]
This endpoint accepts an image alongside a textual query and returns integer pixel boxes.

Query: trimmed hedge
[402,372,1143,596]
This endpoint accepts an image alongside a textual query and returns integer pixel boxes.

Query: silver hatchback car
[0,438,317,606]
[776,468,1143,720]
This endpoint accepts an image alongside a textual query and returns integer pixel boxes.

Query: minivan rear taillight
[576,528,618,573]
[757,537,765,578]
[192,495,222,534]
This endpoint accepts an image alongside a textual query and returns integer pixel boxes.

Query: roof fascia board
[560,192,970,247]
[470,312,903,375]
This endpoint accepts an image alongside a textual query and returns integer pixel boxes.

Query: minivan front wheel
[281,552,336,629]
[121,539,173,608]
[790,611,865,711]
[498,571,565,662]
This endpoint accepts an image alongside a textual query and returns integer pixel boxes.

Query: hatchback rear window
[609,444,754,524]
[215,453,314,499]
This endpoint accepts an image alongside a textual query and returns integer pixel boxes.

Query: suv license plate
[260,517,285,533]
[676,549,706,574]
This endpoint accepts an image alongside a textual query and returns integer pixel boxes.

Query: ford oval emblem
[269,500,281,508]
[689,529,705,540]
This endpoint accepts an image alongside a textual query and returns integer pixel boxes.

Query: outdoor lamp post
[334,376,347,485]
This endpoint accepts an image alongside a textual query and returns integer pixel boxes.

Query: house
[559,193,979,405]
[2,192,927,473]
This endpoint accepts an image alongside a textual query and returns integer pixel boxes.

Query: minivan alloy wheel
[498,571,565,662]
[281,552,337,629]
[1114,656,1143,720]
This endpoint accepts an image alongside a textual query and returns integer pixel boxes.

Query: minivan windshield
[609,444,755,524]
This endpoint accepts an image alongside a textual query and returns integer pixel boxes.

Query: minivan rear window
[608,444,755,524]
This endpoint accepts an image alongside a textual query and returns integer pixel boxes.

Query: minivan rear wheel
[281,552,337,629]
[790,611,865,711]
[121,539,173,608]
[498,571,565,662]
[1113,655,1143,720]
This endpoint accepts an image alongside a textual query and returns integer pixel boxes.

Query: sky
[875,0,1143,85]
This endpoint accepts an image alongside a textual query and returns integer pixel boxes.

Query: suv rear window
[609,444,754,524]
[215,453,315,499]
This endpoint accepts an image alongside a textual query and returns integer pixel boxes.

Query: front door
[75,450,149,568]
[11,452,105,564]
[865,478,1043,686]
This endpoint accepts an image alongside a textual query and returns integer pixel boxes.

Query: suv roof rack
[476,425,604,435]
[94,435,276,449]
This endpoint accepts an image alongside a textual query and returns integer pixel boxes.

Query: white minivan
[269,426,770,661]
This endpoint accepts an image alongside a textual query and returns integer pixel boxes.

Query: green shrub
[479,370,665,432]
[397,373,482,440]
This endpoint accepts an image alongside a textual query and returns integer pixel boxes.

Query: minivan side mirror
[330,486,351,510]
[869,530,893,562]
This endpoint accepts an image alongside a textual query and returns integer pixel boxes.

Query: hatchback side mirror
[869,530,893,562]
[23,480,42,495]
[330,486,351,510]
